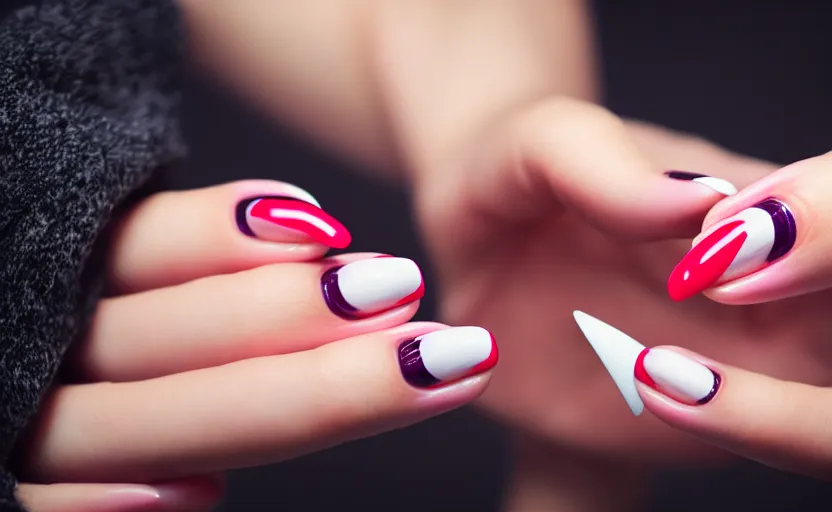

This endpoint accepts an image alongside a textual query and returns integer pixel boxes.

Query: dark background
[180,2,832,510]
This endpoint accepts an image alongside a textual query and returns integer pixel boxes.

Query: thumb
[667,153,832,304]
[459,98,741,240]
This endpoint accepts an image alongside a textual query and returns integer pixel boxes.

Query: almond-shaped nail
[665,171,738,196]
[322,257,424,319]
[667,198,796,301]
[236,195,351,248]
[635,348,720,405]
[573,310,721,415]
[398,327,499,388]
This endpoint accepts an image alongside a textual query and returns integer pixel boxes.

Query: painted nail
[236,196,351,248]
[322,257,424,319]
[398,327,499,388]
[573,311,720,416]
[667,198,796,301]
[665,171,738,196]
[635,348,720,405]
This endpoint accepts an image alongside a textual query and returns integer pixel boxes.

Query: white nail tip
[419,327,493,381]
[642,349,715,403]
[337,258,422,312]
[572,311,645,416]
[692,176,738,196]
[276,183,321,207]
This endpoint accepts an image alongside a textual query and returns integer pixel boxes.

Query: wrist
[503,435,647,512]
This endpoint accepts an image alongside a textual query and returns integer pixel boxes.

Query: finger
[636,346,832,480]
[455,98,741,243]
[572,311,832,478]
[665,154,831,303]
[22,323,498,483]
[107,180,351,294]
[72,253,425,382]
[16,475,223,512]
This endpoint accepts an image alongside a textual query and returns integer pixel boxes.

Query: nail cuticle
[695,370,721,405]
[397,327,498,389]
[321,258,425,320]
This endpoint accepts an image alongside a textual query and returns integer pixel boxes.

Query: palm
[417,122,832,463]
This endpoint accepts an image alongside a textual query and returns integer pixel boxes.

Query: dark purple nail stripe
[398,337,439,388]
[665,171,709,181]
[754,198,797,261]
[321,266,360,319]
[235,195,302,237]
[696,371,721,405]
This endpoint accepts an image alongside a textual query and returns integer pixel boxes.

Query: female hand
[582,153,832,480]
[12,180,498,511]
[411,97,832,465]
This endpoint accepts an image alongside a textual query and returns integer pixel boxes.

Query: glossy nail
[237,195,351,248]
[398,327,499,388]
[667,198,796,301]
[573,311,720,415]
[322,256,424,319]
[635,348,720,405]
[665,171,738,196]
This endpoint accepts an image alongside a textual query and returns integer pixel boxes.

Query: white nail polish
[327,257,423,316]
[640,349,716,404]
[414,327,497,382]
[572,311,646,415]
[274,183,322,207]
[700,207,775,281]
[691,176,738,196]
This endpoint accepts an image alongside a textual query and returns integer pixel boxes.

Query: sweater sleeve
[0,1,186,509]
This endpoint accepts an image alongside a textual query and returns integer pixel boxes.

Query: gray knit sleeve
[0,1,186,509]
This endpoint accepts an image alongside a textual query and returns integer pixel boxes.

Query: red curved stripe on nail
[249,198,352,249]
[393,276,425,309]
[667,220,746,301]
[634,348,655,388]
[469,333,500,376]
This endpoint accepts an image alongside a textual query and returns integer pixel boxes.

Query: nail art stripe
[635,348,720,405]
[665,171,738,196]
[668,198,796,301]
[322,257,424,319]
[398,327,499,388]
[237,196,352,248]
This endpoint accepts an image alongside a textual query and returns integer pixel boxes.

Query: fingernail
[322,256,425,319]
[573,310,647,415]
[635,348,720,405]
[236,195,352,248]
[667,198,796,301]
[398,326,499,388]
[665,171,738,196]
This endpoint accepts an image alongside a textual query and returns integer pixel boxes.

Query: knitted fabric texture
[0,1,185,509]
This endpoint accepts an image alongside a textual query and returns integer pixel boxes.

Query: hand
[413,97,831,464]
[13,180,498,511]
[608,153,832,480]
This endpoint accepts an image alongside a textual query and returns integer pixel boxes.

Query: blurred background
[179,2,832,510]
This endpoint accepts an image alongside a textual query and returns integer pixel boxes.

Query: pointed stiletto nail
[236,195,351,248]
[322,257,424,319]
[667,198,796,301]
[573,310,647,415]
[573,311,720,415]
[665,171,738,196]
[398,327,499,388]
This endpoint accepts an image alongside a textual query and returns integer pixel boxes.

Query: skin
[637,153,832,481]
[17,181,492,510]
